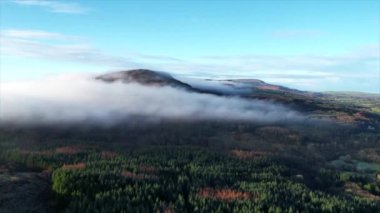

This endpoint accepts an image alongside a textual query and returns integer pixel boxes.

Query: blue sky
[0,0,379,92]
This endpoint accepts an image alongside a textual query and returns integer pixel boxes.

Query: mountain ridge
[95,69,194,90]
[95,69,302,95]
[94,69,380,126]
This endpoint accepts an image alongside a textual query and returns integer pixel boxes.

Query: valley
[0,70,379,212]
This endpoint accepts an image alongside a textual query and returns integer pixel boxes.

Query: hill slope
[95,69,195,90]
[94,69,379,127]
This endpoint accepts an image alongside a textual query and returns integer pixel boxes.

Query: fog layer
[0,75,303,126]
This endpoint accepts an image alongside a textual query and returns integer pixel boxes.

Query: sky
[0,0,379,93]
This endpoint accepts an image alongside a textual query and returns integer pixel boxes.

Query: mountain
[94,69,380,126]
[95,69,317,107]
[95,69,303,96]
[95,69,194,90]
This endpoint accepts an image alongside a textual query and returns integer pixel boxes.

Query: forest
[1,116,379,212]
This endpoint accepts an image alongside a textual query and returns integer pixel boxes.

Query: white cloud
[0,29,182,69]
[0,29,138,68]
[0,75,303,126]
[11,0,88,14]
[0,29,76,40]
[1,28,378,93]
[175,47,379,91]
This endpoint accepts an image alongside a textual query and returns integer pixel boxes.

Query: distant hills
[96,69,194,90]
[95,69,308,96]
[95,69,380,128]
[95,69,319,111]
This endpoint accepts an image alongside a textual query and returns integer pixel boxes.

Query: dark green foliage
[2,147,376,212]
[1,117,380,212]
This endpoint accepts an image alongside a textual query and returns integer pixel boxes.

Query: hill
[0,69,379,212]
[94,69,380,128]
[95,69,195,90]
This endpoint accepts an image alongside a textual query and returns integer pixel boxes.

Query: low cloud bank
[0,75,304,126]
